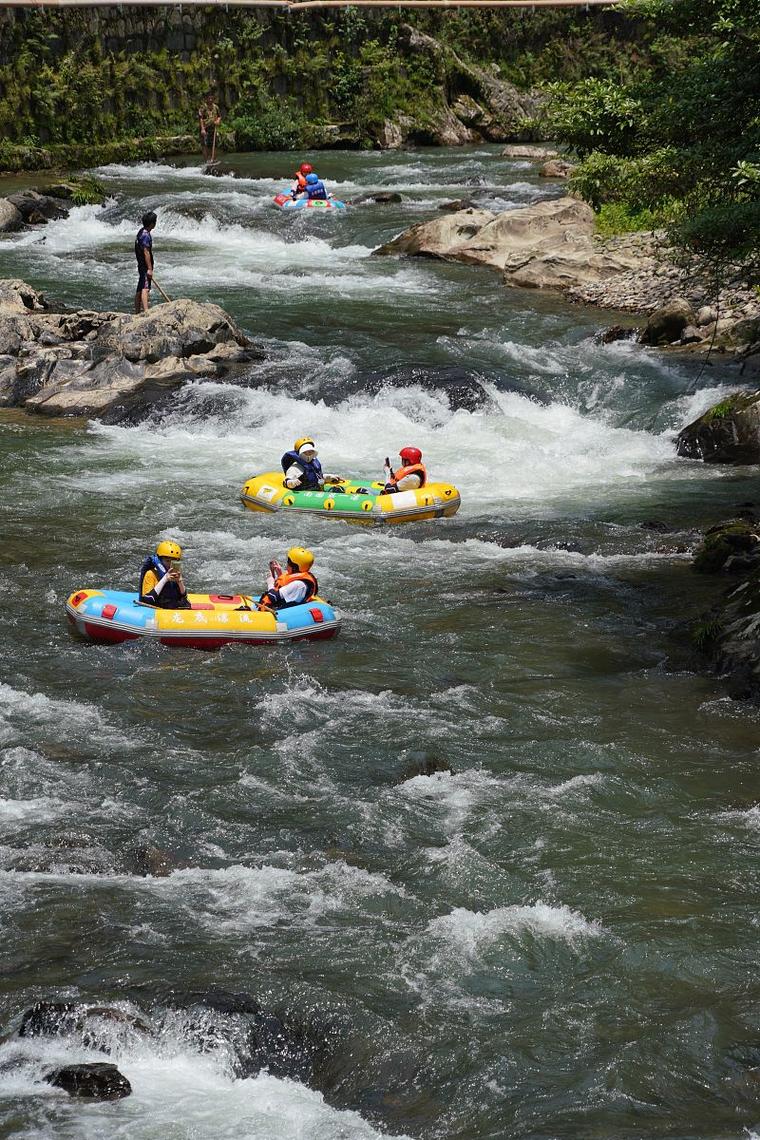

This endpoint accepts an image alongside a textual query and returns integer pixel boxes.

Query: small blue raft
[273,190,346,211]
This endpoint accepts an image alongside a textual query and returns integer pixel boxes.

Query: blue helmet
[305,173,319,184]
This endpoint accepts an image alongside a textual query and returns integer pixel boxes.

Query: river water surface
[2,147,760,1139]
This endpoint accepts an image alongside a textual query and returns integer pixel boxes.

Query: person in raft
[291,162,314,198]
[259,547,318,610]
[281,437,342,491]
[383,447,427,493]
[300,172,331,201]
[139,541,190,609]
[134,211,157,314]
[198,91,221,162]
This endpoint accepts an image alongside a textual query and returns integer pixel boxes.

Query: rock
[350,192,403,205]
[0,279,48,315]
[18,1001,149,1044]
[374,196,638,295]
[19,1002,79,1038]
[594,324,636,345]
[639,298,696,346]
[676,391,760,464]
[128,844,176,877]
[45,1063,131,1100]
[6,190,69,223]
[0,199,23,233]
[378,119,404,149]
[373,208,496,258]
[203,163,240,178]
[679,325,703,344]
[399,754,453,781]
[639,520,672,533]
[355,364,496,413]
[437,198,477,212]
[697,305,717,326]
[501,144,559,159]
[0,283,261,419]
[539,159,575,178]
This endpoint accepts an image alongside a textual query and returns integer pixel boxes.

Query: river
[1,146,760,1140]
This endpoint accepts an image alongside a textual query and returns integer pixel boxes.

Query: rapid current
[1,147,760,1139]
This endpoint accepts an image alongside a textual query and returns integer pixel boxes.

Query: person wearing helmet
[303,172,329,201]
[139,540,190,609]
[291,162,314,198]
[281,438,342,491]
[259,547,318,610]
[384,447,427,493]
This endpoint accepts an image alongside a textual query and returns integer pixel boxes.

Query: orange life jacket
[260,569,318,609]
[295,172,307,189]
[388,462,427,489]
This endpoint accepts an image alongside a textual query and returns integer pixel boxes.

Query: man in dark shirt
[134,211,157,314]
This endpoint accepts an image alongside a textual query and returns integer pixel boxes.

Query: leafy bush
[547,78,643,158]
[595,202,660,236]
[230,95,307,151]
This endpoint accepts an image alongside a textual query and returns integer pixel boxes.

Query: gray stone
[676,391,760,464]
[46,1063,132,1100]
[501,144,559,159]
[680,325,704,344]
[639,298,696,346]
[6,190,68,223]
[539,159,575,178]
[0,199,23,233]
[696,304,717,326]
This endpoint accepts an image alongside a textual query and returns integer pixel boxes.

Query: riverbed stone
[676,391,760,465]
[639,298,696,345]
[6,189,69,223]
[45,1063,132,1100]
[0,199,23,233]
[501,144,559,159]
[539,159,575,178]
[0,283,261,419]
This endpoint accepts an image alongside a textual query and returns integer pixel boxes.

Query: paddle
[211,125,217,164]
[150,276,172,303]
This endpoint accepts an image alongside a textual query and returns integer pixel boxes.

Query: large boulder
[6,189,69,224]
[676,391,760,464]
[454,197,595,272]
[374,208,496,258]
[501,144,559,159]
[0,279,48,314]
[0,198,23,233]
[539,159,575,178]
[0,282,261,419]
[639,298,696,345]
[45,1063,131,1100]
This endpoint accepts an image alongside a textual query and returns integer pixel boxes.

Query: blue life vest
[139,555,186,607]
[306,180,328,201]
[280,450,323,489]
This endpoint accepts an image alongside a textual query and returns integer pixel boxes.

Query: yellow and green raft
[241,473,461,525]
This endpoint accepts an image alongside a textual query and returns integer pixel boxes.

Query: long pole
[151,277,172,303]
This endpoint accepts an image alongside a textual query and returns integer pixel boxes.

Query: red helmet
[299,163,313,175]
[399,446,422,465]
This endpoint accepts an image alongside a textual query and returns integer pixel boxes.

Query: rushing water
[2,146,760,1139]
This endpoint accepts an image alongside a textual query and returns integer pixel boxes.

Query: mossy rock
[47,176,107,206]
[676,390,760,464]
[693,520,760,574]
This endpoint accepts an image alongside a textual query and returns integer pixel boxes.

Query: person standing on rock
[198,91,221,163]
[134,211,157,314]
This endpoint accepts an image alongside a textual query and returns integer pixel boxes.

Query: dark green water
[1,147,760,1140]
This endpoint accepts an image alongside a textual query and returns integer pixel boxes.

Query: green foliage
[547,78,643,158]
[230,95,307,151]
[595,202,660,237]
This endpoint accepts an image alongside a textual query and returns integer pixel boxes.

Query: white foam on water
[0,796,68,823]
[0,1033,410,1140]
[427,901,605,956]
[0,683,137,754]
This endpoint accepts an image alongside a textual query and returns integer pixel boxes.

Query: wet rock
[693,521,760,574]
[351,191,402,205]
[639,520,672,533]
[356,364,496,413]
[128,844,177,877]
[6,189,69,223]
[437,198,477,212]
[0,199,23,233]
[373,207,496,258]
[0,281,261,419]
[639,298,696,346]
[203,163,240,178]
[19,1002,79,1038]
[539,159,575,178]
[594,324,636,345]
[676,391,760,464]
[399,754,453,781]
[45,1063,131,1100]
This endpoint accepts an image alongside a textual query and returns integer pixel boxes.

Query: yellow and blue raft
[240,473,461,525]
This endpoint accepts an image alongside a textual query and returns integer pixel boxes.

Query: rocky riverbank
[0,279,260,420]
[375,196,760,364]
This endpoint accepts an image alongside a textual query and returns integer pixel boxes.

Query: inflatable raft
[66,589,340,649]
[241,473,461,525]
[273,190,346,211]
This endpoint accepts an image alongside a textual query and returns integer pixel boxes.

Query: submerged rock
[0,280,262,419]
[351,191,402,205]
[19,1001,151,1046]
[399,753,454,781]
[676,391,760,464]
[594,324,637,345]
[45,1063,131,1100]
[437,198,477,212]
